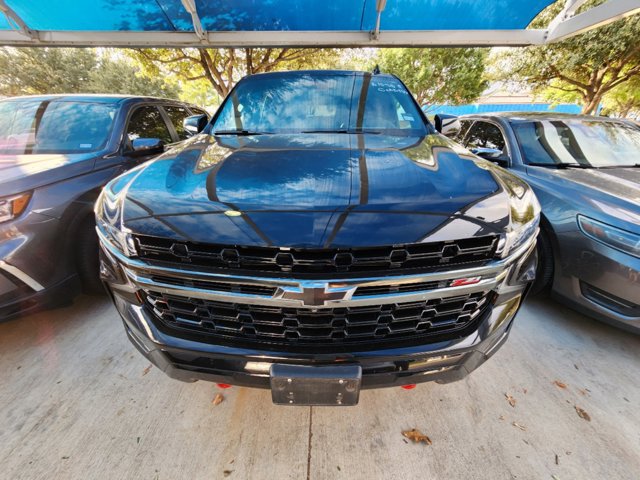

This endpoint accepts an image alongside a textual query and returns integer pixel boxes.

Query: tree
[0,47,178,98]
[376,48,488,108]
[130,48,341,99]
[87,57,179,98]
[491,0,640,114]
[601,77,640,118]
[0,48,96,96]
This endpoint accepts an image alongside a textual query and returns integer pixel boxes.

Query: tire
[529,227,554,296]
[76,217,105,295]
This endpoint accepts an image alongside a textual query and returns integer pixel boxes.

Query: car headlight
[578,215,640,259]
[95,189,137,257]
[0,192,32,223]
[495,176,541,259]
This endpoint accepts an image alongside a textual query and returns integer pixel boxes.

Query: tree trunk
[581,93,603,115]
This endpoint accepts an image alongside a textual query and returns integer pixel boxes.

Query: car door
[461,119,511,167]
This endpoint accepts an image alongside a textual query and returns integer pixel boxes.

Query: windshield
[212,72,427,136]
[512,119,640,168]
[0,100,117,154]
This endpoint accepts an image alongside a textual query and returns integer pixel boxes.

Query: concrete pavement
[1,295,638,480]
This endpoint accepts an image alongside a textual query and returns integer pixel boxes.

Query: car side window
[465,121,507,152]
[163,105,193,141]
[452,120,473,143]
[127,106,172,144]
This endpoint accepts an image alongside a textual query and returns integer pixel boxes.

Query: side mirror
[434,114,460,135]
[183,114,208,136]
[471,147,509,166]
[128,138,164,157]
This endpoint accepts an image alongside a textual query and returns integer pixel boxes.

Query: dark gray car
[0,94,209,320]
[436,112,640,332]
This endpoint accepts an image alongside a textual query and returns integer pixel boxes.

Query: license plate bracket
[270,364,362,406]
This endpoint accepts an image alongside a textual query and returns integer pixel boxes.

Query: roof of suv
[0,94,192,106]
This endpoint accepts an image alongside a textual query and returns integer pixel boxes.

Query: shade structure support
[0,0,636,48]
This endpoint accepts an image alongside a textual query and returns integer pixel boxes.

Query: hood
[550,167,640,202]
[0,152,98,196]
[527,165,640,226]
[115,133,513,248]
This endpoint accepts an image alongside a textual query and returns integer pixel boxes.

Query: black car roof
[461,111,627,124]
[245,69,397,79]
[0,94,195,107]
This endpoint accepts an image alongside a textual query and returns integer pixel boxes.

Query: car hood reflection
[121,133,510,247]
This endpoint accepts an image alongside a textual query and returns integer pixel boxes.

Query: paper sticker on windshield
[370,80,409,95]
[79,144,93,149]
[402,114,415,121]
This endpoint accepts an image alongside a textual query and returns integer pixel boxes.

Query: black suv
[98,71,539,406]
[0,94,208,319]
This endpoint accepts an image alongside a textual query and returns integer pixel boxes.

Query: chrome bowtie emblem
[274,282,357,306]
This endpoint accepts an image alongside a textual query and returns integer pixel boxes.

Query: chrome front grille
[132,234,498,275]
[143,290,492,347]
[98,227,523,350]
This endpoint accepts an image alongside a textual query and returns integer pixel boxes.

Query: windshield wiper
[212,130,268,136]
[528,162,592,169]
[301,129,349,134]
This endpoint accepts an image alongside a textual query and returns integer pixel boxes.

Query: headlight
[578,215,640,259]
[0,192,32,223]
[95,189,137,257]
[496,178,541,258]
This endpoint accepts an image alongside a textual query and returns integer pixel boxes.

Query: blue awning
[0,1,555,32]
[0,0,637,47]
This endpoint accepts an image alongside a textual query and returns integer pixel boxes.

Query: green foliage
[491,0,640,114]
[129,48,342,98]
[601,77,640,118]
[0,48,178,98]
[0,48,96,96]
[376,48,488,107]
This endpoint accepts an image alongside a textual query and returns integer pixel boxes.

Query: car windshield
[212,72,427,136]
[0,99,117,154]
[512,119,640,168]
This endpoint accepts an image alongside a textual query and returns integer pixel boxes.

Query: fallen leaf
[402,428,432,445]
[505,393,516,408]
[575,406,591,422]
[553,380,567,389]
[142,364,152,376]
[223,470,233,477]
[552,475,560,480]
[498,415,505,421]
[578,389,589,397]
[555,454,559,465]
[512,422,527,431]
[212,393,224,406]
[574,364,579,370]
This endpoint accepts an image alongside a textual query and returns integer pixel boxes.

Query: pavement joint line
[307,406,313,480]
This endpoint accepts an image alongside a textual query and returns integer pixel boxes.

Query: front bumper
[552,231,640,332]
[101,229,537,390]
[0,212,75,319]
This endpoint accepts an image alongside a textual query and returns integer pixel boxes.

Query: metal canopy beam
[0,0,37,39]
[546,0,640,42]
[180,0,206,41]
[0,29,547,48]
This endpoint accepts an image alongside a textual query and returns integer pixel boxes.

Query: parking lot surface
[1,295,638,480]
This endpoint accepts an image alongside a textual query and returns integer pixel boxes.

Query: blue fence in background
[425,103,583,116]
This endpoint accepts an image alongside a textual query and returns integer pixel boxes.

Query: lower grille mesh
[144,290,492,347]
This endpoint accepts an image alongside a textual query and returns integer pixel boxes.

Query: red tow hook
[401,384,416,390]
[217,383,232,389]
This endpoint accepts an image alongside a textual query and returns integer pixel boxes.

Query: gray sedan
[436,112,639,332]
